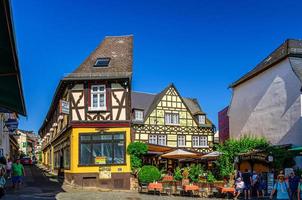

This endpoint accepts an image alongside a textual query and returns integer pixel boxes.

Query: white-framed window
[177,135,186,147]
[192,136,208,147]
[90,85,106,111]
[198,115,206,124]
[148,135,166,146]
[165,113,179,125]
[134,110,143,121]
[149,135,157,144]
[158,135,167,146]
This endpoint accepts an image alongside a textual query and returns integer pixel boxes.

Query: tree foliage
[127,142,148,172]
[216,136,269,177]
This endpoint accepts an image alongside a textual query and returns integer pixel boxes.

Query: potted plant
[182,168,190,185]
[138,165,161,183]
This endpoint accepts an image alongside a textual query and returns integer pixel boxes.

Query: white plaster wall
[229,58,302,146]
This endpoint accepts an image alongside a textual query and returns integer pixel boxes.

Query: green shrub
[189,164,204,183]
[138,165,161,183]
[207,171,216,183]
[173,167,183,181]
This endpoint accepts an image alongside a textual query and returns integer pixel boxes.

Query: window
[158,135,167,146]
[198,115,206,124]
[149,134,166,146]
[94,58,110,67]
[177,135,186,147]
[79,133,125,165]
[165,113,179,125]
[134,110,143,121]
[192,136,208,147]
[149,135,157,144]
[91,85,106,110]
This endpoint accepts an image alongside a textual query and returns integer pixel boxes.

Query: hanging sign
[60,100,70,114]
[267,173,274,194]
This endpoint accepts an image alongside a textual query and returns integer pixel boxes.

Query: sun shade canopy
[161,149,202,159]
[0,0,26,116]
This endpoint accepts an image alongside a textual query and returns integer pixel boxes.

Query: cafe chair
[175,181,184,196]
[139,182,148,193]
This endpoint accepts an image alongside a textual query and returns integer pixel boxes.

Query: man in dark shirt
[289,172,299,200]
[242,169,252,199]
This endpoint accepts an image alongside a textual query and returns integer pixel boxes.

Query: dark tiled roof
[65,35,133,80]
[131,84,208,123]
[230,39,302,88]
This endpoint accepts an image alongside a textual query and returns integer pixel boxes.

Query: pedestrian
[242,169,252,200]
[298,175,302,200]
[0,167,6,198]
[6,158,12,179]
[257,173,265,199]
[270,174,290,200]
[12,159,25,189]
[251,171,259,195]
[234,177,245,200]
[289,172,300,200]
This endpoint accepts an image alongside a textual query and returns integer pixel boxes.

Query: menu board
[267,173,274,194]
[99,166,111,179]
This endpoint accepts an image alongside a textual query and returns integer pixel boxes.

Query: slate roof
[131,84,210,125]
[289,57,302,84]
[230,39,302,88]
[65,35,133,80]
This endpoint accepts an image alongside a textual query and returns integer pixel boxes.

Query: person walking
[257,173,266,198]
[12,159,25,189]
[298,176,302,200]
[270,174,290,200]
[289,172,300,200]
[234,177,245,200]
[6,158,12,179]
[242,169,252,200]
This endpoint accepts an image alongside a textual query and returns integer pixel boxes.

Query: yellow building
[131,84,215,157]
[39,35,133,189]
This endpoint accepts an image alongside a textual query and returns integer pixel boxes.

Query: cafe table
[148,182,163,195]
[216,186,235,199]
[183,184,199,197]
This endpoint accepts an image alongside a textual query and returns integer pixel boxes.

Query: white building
[228,39,302,147]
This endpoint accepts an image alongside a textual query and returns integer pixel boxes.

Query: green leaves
[189,164,204,183]
[216,136,269,177]
[127,142,148,172]
[138,165,161,183]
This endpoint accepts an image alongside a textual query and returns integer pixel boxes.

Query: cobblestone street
[4,165,226,200]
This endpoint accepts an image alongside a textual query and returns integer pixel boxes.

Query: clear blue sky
[12,0,302,133]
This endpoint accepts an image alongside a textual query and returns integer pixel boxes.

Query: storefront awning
[289,146,302,151]
[0,0,26,116]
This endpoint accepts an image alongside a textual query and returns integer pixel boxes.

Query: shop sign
[267,173,274,194]
[95,156,106,164]
[60,100,70,114]
[99,166,111,179]
[240,153,267,161]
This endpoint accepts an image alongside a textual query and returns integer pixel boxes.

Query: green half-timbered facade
[131,84,215,153]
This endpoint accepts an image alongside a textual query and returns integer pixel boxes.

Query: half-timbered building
[39,35,133,190]
[131,84,215,155]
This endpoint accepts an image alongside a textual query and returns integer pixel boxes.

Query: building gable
[144,85,199,127]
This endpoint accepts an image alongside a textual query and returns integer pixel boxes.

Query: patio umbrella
[161,149,201,159]
[200,151,222,160]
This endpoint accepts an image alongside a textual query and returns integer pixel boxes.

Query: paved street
[3,165,226,200]
[4,165,63,199]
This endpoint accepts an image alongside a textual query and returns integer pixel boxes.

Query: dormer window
[198,114,206,125]
[94,58,110,67]
[134,110,143,121]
